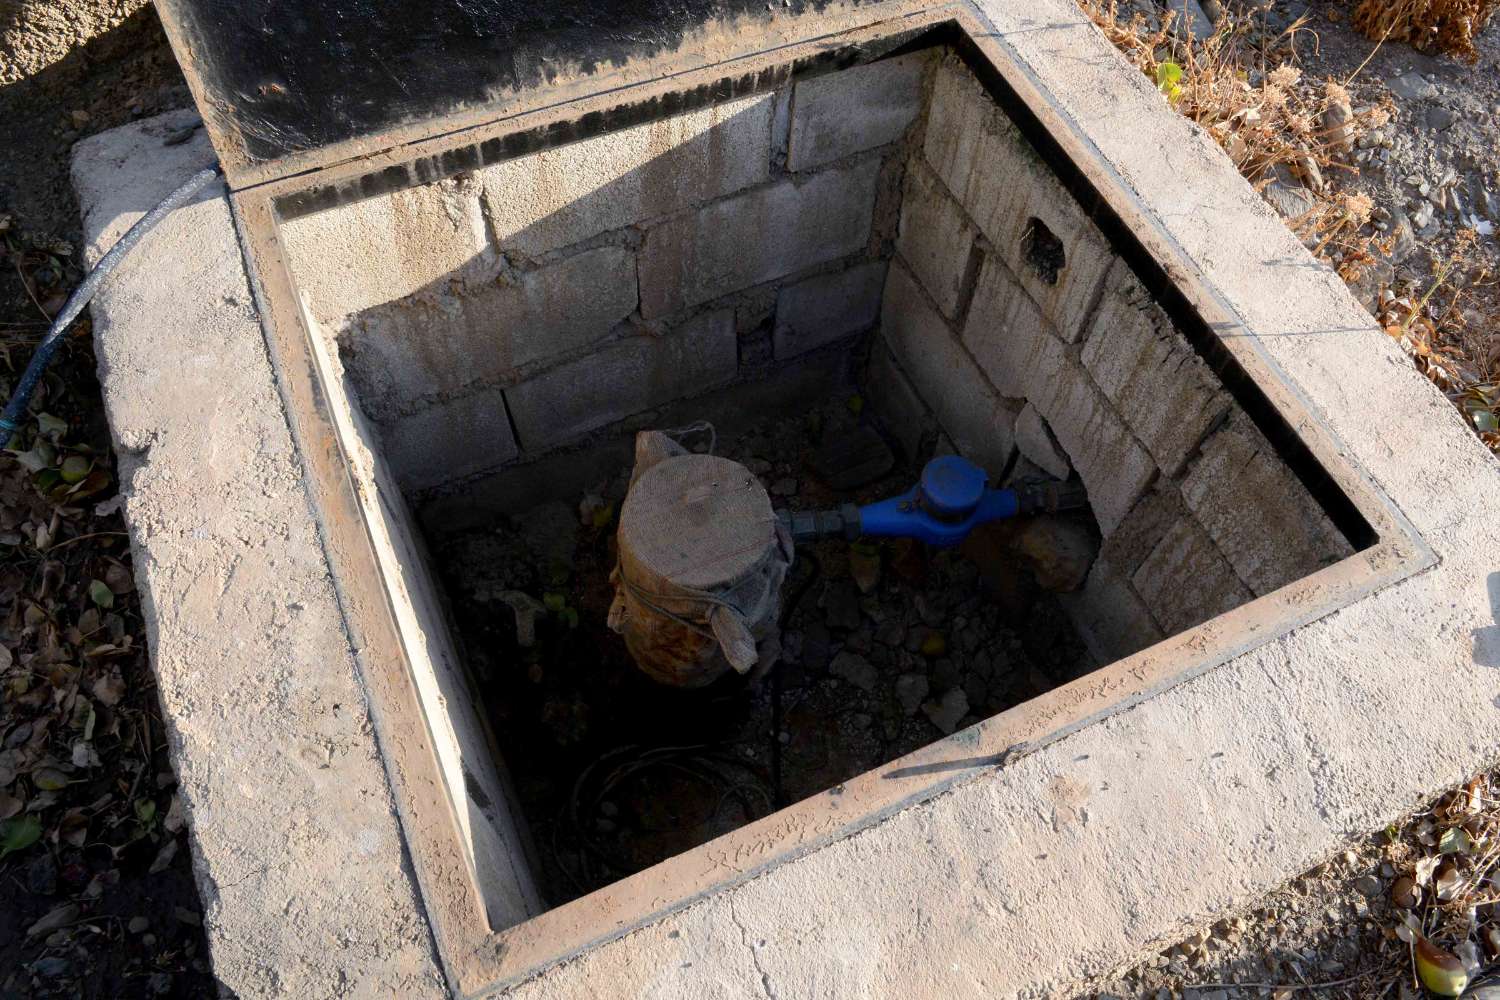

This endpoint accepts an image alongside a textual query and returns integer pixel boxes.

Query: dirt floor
[0,0,1495,996]
[434,398,1093,904]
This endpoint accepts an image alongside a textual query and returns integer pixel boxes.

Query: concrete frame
[77,1,1500,997]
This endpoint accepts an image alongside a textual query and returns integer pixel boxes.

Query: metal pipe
[0,166,222,440]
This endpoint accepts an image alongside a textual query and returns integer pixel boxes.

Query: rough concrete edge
[70,116,449,998]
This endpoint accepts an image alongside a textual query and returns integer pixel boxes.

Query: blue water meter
[777,454,1086,549]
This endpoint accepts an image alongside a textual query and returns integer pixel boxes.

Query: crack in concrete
[728,895,780,1000]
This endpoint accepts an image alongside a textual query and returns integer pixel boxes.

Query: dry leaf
[1415,934,1470,996]
[26,902,78,938]
[91,669,125,707]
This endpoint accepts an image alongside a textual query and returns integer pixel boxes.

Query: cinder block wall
[280,52,934,496]
[278,45,1353,665]
[869,54,1353,661]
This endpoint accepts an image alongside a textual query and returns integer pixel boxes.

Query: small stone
[1388,72,1438,101]
[1011,517,1097,592]
[1167,0,1214,39]
[1426,106,1456,131]
[1348,255,1394,311]
[1263,174,1317,221]
[1322,92,1354,155]
[922,687,969,734]
[895,673,929,716]
[1292,154,1324,193]
[69,109,90,127]
[1391,874,1421,909]
[128,916,150,934]
[829,651,879,692]
[1355,874,1383,897]
[874,620,905,647]
[1390,212,1416,262]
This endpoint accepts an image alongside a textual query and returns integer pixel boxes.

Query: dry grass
[1076,0,1500,455]
[1353,0,1500,62]
[1075,0,1387,186]
[1374,234,1500,451]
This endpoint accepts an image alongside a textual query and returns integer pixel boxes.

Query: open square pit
[80,2,1500,997]
[269,35,1367,973]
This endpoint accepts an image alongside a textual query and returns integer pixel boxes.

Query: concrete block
[479,92,773,256]
[1099,483,1190,578]
[1014,403,1071,480]
[773,261,887,359]
[1058,557,1164,664]
[382,386,520,492]
[281,174,490,322]
[1081,262,1231,475]
[787,52,928,172]
[960,255,1052,400]
[341,245,638,420]
[864,337,932,461]
[924,56,1112,341]
[506,310,738,450]
[1131,516,1253,635]
[965,257,1156,533]
[1180,414,1355,595]
[881,264,1015,476]
[1036,365,1156,536]
[639,159,880,318]
[898,162,981,320]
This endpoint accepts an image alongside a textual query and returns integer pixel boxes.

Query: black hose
[772,551,822,808]
[0,166,222,440]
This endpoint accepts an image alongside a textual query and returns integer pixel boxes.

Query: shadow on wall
[276,68,913,496]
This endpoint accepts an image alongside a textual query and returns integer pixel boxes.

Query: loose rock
[922,688,970,734]
[895,673,929,716]
[829,651,879,692]
[1388,72,1438,101]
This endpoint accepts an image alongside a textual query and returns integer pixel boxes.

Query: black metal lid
[154,0,882,187]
